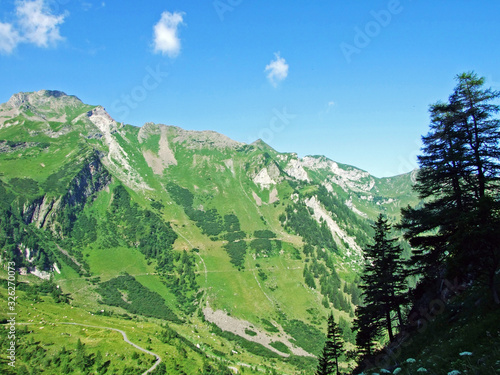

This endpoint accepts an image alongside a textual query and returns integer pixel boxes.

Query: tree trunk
[396,304,404,331]
[490,271,500,305]
[386,308,394,341]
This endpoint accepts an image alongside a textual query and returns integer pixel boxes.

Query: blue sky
[1,0,499,177]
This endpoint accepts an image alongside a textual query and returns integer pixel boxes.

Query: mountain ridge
[1,90,415,179]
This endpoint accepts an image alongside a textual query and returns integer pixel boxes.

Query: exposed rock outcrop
[305,195,363,258]
[140,124,178,174]
[253,167,276,189]
[301,156,375,193]
[203,306,314,358]
[86,107,151,191]
[22,155,111,231]
[284,158,310,182]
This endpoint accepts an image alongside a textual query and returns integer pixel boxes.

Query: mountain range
[0,90,420,374]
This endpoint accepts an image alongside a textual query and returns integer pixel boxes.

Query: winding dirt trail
[17,322,162,374]
[60,322,161,374]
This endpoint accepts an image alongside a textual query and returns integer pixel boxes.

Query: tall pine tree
[316,313,344,375]
[400,72,500,303]
[401,101,470,279]
[451,72,500,200]
[354,214,407,350]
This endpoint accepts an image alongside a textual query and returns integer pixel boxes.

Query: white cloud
[0,22,21,54]
[265,52,289,87]
[0,0,65,54]
[16,0,66,47]
[153,11,185,58]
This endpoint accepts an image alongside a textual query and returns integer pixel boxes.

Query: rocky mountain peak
[86,106,118,134]
[250,139,273,150]
[6,90,82,109]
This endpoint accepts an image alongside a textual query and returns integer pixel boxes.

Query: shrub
[254,230,276,239]
[269,341,291,354]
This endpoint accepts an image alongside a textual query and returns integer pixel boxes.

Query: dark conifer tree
[400,101,470,279]
[355,214,406,347]
[74,338,89,370]
[316,313,344,375]
[450,72,500,303]
[400,72,500,303]
[94,350,103,371]
[451,72,500,200]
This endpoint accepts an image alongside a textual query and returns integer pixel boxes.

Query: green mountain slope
[0,90,419,374]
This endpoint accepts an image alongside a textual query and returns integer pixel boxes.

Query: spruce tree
[74,338,88,370]
[451,72,500,200]
[316,313,344,375]
[400,72,500,303]
[94,350,103,371]
[450,72,500,303]
[355,214,406,347]
[401,101,470,279]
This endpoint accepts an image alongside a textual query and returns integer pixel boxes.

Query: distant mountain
[0,90,420,373]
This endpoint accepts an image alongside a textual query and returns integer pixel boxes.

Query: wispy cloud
[0,22,21,54]
[0,0,66,54]
[153,11,185,58]
[16,0,66,47]
[265,52,289,87]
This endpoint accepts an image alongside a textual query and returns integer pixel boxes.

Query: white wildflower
[406,358,416,363]
[459,351,472,356]
[417,368,428,373]
[448,371,461,375]
[393,368,402,375]
[380,370,391,374]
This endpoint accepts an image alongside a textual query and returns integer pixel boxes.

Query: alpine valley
[0,90,419,374]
